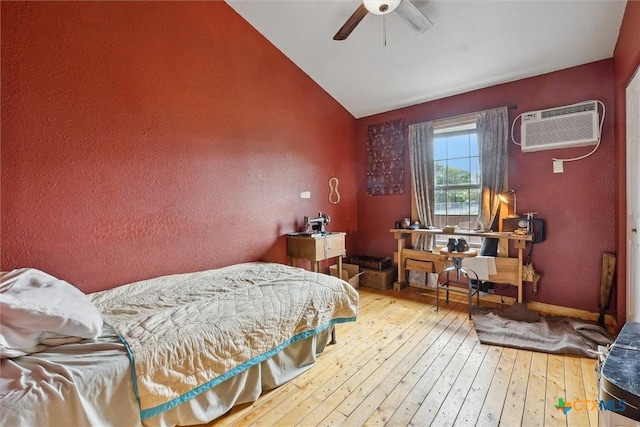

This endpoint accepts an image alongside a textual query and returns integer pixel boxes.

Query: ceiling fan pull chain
[383,13,387,48]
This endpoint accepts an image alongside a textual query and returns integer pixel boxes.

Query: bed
[0,262,359,426]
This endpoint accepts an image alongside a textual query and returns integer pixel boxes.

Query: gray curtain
[408,121,435,251]
[476,106,509,231]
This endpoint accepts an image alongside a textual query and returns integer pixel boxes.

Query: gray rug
[472,303,613,358]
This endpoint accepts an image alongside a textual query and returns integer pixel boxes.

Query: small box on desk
[360,267,396,290]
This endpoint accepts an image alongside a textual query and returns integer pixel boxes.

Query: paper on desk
[461,256,497,281]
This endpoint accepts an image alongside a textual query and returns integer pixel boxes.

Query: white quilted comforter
[89,262,358,419]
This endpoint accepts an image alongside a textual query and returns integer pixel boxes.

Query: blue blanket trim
[116,334,142,411]
[121,315,356,420]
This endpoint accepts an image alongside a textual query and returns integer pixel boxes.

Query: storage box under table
[359,267,396,290]
[329,263,362,289]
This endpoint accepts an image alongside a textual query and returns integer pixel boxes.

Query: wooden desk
[287,232,346,275]
[390,228,533,303]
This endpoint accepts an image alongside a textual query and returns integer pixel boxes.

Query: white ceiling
[226,0,627,119]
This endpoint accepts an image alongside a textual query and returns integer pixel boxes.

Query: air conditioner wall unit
[520,101,599,152]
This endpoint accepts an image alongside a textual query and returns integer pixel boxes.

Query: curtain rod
[406,104,518,127]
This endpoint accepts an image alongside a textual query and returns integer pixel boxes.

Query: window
[409,107,509,251]
[433,121,482,246]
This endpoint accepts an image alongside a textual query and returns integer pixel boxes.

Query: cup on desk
[395,218,412,229]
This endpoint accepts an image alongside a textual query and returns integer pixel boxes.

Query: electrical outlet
[553,160,564,174]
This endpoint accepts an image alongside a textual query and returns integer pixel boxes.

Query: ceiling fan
[333,0,433,41]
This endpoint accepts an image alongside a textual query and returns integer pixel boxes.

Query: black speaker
[529,219,546,243]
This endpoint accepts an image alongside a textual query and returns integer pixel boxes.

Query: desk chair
[437,248,481,319]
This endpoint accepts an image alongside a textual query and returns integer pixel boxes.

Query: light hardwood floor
[216,287,600,427]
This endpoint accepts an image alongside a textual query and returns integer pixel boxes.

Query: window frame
[432,120,482,247]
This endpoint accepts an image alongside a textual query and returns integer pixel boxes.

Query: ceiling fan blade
[396,0,433,34]
[333,3,369,41]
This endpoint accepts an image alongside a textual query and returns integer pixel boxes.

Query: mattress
[0,324,331,426]
[0,262,358,426]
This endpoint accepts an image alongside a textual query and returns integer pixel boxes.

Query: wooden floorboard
[216,287,600,427]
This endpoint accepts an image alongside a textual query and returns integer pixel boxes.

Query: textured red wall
[355,60,616,315]
[1,2,357,293]
[613,0,640,326]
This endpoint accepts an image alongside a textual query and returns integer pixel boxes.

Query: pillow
[0,268,103,358]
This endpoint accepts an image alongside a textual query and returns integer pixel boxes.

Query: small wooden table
[286,232,346,276]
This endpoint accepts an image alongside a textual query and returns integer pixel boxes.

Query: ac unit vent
[521,101,599,152]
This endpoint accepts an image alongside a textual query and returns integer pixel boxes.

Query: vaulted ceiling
[227,0,627,118]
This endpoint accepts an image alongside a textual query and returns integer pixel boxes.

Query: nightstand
[286,232,346,275]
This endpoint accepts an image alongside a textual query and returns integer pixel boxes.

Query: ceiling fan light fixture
[363,0,402,15]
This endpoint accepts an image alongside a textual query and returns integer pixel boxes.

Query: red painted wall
[613,0,640,327]
[2,1,634,323]
[355,60,616,315]
[1,2,357,293]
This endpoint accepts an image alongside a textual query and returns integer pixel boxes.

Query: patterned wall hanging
[367,119,406,195]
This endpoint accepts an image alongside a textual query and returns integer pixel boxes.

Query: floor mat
[472,303,613,358]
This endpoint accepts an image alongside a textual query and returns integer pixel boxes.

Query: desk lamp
[498,188,517,216]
